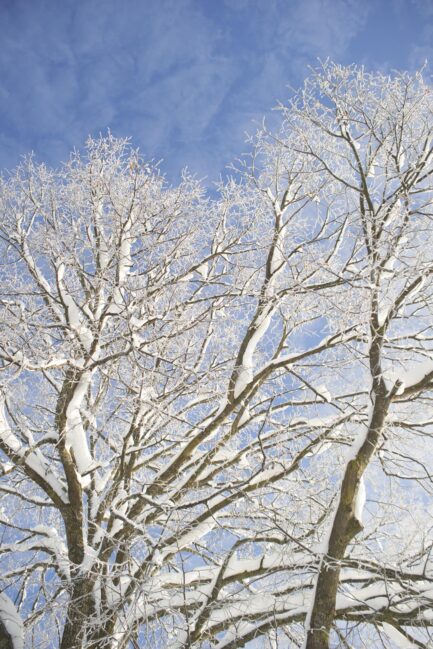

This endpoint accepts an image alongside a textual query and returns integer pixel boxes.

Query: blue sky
[1,0,432,182]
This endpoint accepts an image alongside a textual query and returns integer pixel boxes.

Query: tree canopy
[1,62,433,649]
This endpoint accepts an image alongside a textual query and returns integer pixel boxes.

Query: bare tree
[1,64,433,649]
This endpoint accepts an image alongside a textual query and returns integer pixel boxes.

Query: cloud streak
[0,0,429,181]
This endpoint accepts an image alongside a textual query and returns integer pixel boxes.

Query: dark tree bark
[0,620,14,649]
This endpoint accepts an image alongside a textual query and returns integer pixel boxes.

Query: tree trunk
[306,391,390,648]
[60,574,95,649]
[0,621,13,649]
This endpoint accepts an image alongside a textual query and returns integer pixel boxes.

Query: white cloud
[0,0,375,178]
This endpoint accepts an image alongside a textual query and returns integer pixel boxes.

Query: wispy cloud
[0,0,428,181]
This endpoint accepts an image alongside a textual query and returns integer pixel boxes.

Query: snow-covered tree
[1,64,433,649]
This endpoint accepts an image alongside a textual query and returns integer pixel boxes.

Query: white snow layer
[0,592,24,649]
[383,356,433,395]
[233,309,273,398]
[109,219,133,314]
[65,371,94,477]
[0,400,68,503]
[401,357,433,390]
[354,476,366,524]
[382,623,416,648]
[33,525,71,580]
[316,384,332,402]
[57,263,93,351]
